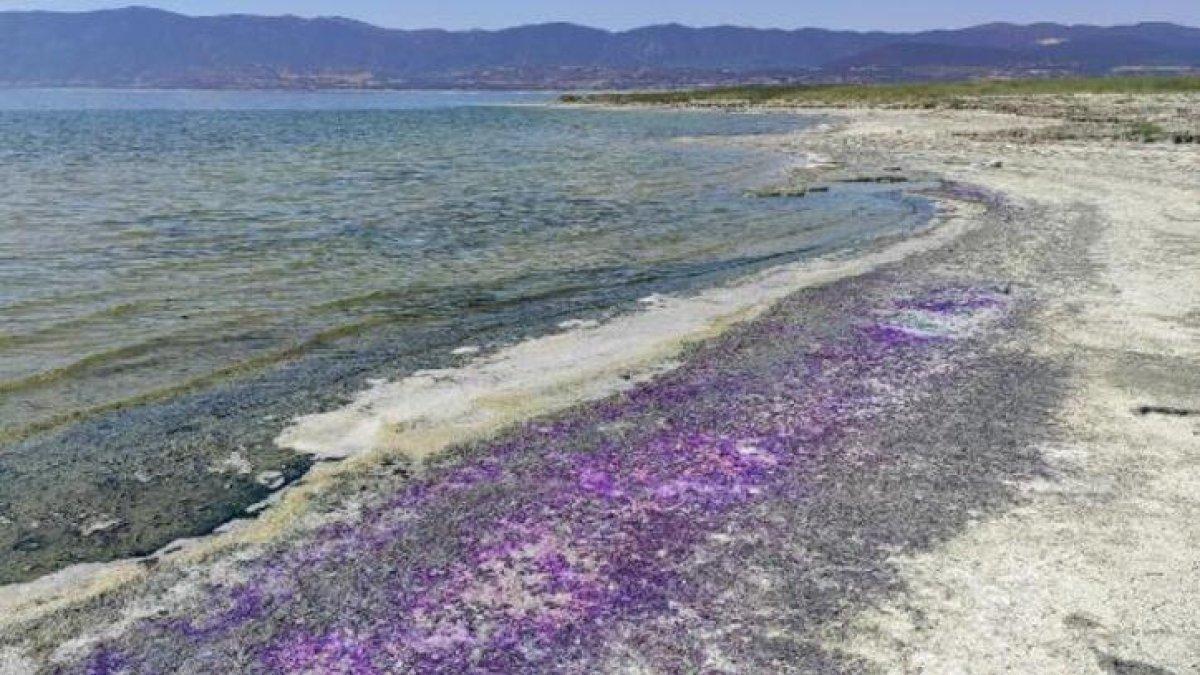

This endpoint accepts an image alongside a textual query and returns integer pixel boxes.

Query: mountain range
[1,6,1198,89]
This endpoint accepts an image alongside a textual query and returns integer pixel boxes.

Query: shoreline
[0,164,979,631]
[0,106,927,589]
[4,96,1197,673]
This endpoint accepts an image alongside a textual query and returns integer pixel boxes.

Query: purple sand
[70,285,1009,674]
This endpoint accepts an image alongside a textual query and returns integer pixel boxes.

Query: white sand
[814,105,1200,674]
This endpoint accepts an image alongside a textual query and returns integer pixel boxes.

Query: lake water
[0,89,932,584]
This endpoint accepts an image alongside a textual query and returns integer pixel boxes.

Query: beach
[2,94,1198,673]
[815,102,1200,672]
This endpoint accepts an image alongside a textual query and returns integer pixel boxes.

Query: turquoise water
[0,90,932,583]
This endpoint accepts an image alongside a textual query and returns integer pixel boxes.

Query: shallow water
[0,90,932,583]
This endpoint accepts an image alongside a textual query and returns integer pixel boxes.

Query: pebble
[212,450,253,476]
[81,517,124,537]
[255,471,286,491]
[557,319,600,330]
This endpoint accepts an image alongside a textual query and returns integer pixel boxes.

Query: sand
[795,104,1200,673]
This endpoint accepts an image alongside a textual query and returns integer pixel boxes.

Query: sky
[0,0,1197,31]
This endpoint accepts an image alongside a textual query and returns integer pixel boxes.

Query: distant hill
[1,7,1197,88]
[828,43,1026,69]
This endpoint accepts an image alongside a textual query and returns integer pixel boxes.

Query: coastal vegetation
[566,75,1200,107]
[568,76,1200,144]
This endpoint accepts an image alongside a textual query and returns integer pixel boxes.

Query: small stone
[14,537,40,552]
[746,185,808,198]
[451,345,481,356]
[211,450,253,475]
[256,471,286,490]
[557,319,600,330]
[81,517,124,537]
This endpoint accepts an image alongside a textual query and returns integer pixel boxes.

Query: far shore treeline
[563,75,1200,106]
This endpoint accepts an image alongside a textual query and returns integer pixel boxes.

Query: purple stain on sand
[82,648,127,675]
[862,323,939,347]
[76,285,1012,673]
[261,629,381,675]
[578,467,619,497]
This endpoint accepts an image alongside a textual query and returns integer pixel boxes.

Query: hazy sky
[1,1,1198,31]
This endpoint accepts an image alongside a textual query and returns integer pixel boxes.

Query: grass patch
[1128,120,1167,142]
[567,76,1200,107]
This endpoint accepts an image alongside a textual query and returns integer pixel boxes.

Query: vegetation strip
[567,76,1200,107]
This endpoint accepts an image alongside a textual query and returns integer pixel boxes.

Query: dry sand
[781,103,1200,674]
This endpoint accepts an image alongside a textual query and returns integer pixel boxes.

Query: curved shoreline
[9,95,1195,672]
[1,107,931,589]
[0,177,982,637]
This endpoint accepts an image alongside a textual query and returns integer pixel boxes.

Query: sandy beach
[2,95,1197,673]
[815,103,1200,673]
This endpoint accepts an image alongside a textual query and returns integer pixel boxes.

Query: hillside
[0,7,1198,88]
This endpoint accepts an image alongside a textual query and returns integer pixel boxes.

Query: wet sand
[2,96,1197,673]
